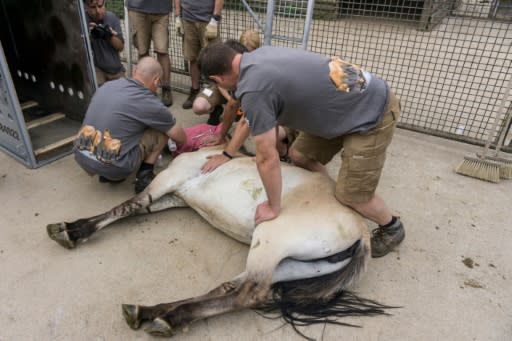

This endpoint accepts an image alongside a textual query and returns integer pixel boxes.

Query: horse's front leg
[46,165,190,249]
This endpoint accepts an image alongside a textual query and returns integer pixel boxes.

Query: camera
[90,24,112,40]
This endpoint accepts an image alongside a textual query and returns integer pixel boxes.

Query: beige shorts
[95,67,125,87]
[182,20,221,61]
[138,128,168,162]
[291,91,401,203]
[128,10,169,56]
[196,83,227,107]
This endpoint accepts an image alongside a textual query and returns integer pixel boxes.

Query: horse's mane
[256,241,399,340]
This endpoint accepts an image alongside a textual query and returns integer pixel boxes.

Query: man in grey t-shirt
[83,0,125,86]
[74,57,186,193]
[199,44,405,258]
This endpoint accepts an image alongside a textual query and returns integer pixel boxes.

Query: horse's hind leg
[122,273,247,330]
[122,274,271,336]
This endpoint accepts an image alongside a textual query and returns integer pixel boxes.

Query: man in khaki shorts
[174,0,223,110]
[199,43,405,258]
[127,0,174,106]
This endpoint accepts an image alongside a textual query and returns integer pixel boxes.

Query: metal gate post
[301,0,316,49]
[264,0,275,46]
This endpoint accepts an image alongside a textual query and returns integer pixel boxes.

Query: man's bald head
[132,57,163,93]
[134,57,163,82]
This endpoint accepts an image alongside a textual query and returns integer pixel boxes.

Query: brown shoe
[182,87,199,109]
[370,220,405,258]
[161,85,173,106]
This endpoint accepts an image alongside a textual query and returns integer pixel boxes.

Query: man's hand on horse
[201,153,231,173]
[254,201,280,225]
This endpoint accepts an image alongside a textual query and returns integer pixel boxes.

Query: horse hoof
[145,317,174,337]
[47,222,66,237]
[122,304,141,330]
[48,227,75,249]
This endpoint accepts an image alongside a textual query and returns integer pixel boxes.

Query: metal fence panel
[110,0,512,149]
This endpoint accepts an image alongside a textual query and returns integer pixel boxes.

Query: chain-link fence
[108,0,512,149]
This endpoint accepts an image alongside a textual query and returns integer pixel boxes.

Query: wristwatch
[213,14,221,21]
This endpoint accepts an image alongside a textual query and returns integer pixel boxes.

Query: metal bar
[301,0,316,49]
[264,0,275,46]
[124,5,132,77]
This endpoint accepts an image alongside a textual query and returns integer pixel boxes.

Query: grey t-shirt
[126,0,172,14]
[180,0,214,22]
[235,46,389,139]
[86,11,125,74]
[74,78,176,179]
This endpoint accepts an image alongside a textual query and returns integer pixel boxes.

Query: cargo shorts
[128,10,170,56]
[196,83,227,108]
[182,20,221,61]
[291,91,401,203]
[95,67,125,87]
[138,128,168,162]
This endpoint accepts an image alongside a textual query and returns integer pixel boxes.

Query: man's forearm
[224,121,250,156]
[257,151,282,211]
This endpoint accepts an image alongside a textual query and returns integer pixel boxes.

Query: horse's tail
[257,239,398,340]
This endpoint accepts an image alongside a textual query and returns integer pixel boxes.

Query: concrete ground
[1,92,511,341]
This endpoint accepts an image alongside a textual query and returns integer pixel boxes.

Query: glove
[175,16,183,36]
[205,17,218,39]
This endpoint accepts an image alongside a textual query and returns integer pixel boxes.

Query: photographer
[84,0,125,86]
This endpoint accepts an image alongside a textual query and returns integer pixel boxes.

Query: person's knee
[288,147,306,165]
[335,191,371,209]
[192,97,212,115]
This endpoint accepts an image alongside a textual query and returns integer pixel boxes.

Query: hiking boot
[161,85,173,106]
[182,87,199,109]
[99,175,126,184]
[134,169,155,194]
[207,105,223,125]
[370,220,405,258]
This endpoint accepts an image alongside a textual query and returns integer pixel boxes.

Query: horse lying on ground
[47,146,392,338]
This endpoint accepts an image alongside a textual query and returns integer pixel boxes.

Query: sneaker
[182,87,199,109]
[207,105,223,125]
[99,175,126,184]
[370,220,405,258]
[134,169,155,194]
[161,85,173,106]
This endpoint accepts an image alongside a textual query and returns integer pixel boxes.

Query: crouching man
[74,57,186,193]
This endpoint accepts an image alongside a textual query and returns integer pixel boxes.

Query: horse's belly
[176,177,258,244]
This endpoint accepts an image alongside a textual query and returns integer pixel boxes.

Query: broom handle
[483,74,512,157]
[494,102,512,155]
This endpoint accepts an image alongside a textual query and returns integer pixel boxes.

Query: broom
[480,102,512,179]
[455,76,512,183]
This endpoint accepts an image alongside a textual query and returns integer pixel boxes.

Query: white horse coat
[47,146,387,337]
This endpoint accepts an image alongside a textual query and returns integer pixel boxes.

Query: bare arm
[166,123,187,147]
[200,118,250,173]
[109,30,124,52]
[253,128,282,225]
[174,0,181,16]
[213,0,224,16]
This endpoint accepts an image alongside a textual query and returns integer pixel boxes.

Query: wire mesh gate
[110,0,512,149]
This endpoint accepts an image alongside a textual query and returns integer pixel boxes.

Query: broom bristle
[484,155,512,179]
[454,156,501,183]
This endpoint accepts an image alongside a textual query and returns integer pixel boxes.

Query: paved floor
[1,93,511,341]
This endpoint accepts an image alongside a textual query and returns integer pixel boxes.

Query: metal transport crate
[0,0,95,168]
